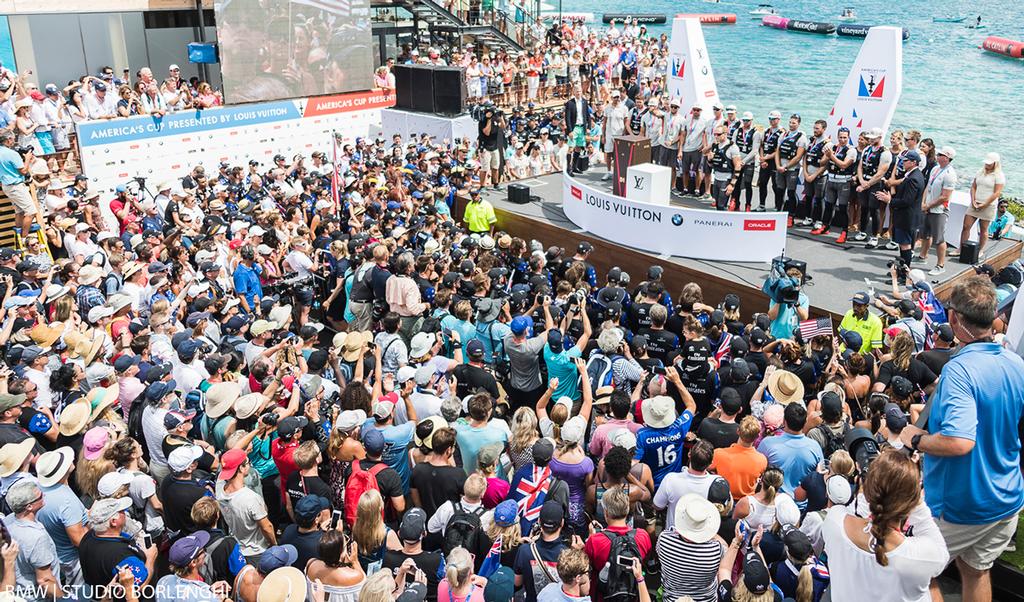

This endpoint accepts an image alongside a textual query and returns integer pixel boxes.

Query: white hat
[249,225,266,237]
[87,305,114,324]
[44,284,70,302]
[767,110,782,120]
[250,319,279,337]
[186,282,211,298]
[673,494,721,543]
[331,331,348,351]
[560,415,587,445]
[396,365,418,384]
[96,232,116,243]
[610,90,621,98]
[233,393,266,420]
[984,152,1000,165]
[409,332,435,358]
[423,239,441,254]
[129,234,144,249]
[257,244,273,255]
[725,105,737,112]
[647,98,658,107]
[74,223,91,233]
[169,63,180,71]
[775,493,801,527]
[641,395,676,429]
[36,446,75,487]
[78,265,104,286]
[335,409,367,432]
[610,428,637,450]
[268,305,292,326]
[826,474,853,505]
[167,444,203,473]
[315,199,333,211]
[866,127,883,139]
[937,146,956,160]
[742,111,754,120]
[97,471,135,497]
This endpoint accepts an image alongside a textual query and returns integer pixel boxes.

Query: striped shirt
[655,528,724,602]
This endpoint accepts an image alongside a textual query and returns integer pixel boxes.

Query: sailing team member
[724,105,739,136]
[854,128,893,249]
[882,129,911,251]
[699,104,727,199]
[730,111,762,211]
[772,114,807,225]
[641,98,666,168]
[678,104,706,196]
[707,126,742,211]
[800,119,830,228]
[756,110,783,211]
[814,126,858,243]
[658,98,685,168]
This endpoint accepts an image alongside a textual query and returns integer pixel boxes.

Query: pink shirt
[437,581,486,602]
[588,418,642,459]
[482,477,510,509]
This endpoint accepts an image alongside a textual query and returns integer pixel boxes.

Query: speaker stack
[391,64,467,115]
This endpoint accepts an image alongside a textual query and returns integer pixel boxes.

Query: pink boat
[761,14,790,30]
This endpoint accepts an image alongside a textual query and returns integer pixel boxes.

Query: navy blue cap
[293,496,330,524]
[145,379,177,401]
[223,315,248,334]
[466,339,485,358]
[362,428,386,455]
[259,544,299,573]
[547,329,564,353]
[903,150,921,163]
[114,354,139,373]
[851,291,870,305]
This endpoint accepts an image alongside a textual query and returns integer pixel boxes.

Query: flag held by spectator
[799,317,833,340]
[478,535,502,579]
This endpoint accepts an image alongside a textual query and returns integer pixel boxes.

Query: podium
[612,135,652,197]
[626,163,672,206]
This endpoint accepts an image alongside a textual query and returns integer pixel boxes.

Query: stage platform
[474,171,1022,320]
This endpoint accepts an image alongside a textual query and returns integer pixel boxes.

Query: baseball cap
[259,545,299,573]
[399,507,427,541]
[768,110,781,119]
[934,323,955,343]
[169,531,211,567]
[163,409,197,430]
[937,146,956,160]
[890,375,913,398]
[373,392,398,420]
[493,499,518,527]
[97,472,135,497]
[707,476,732,505]
[219,448,248,480]
[783,528,814,563]
[88,496,132,525]
[984,152,1000,165]
[396,365,417,384]
[532,438,554,465]
[466,339,485,359]
[510,315,533,336]
[749,328,768,347]
[884,402,908,432]
[851,291,870,305]
[167,444,203,473]
[362,428,386,455]
[293,495,330,525]
[826,474,853,505]
[903,150,921,163]
[276,416,308,439]
[547,329,564,353]
[539,500,564,530]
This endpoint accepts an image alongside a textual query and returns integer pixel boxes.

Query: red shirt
[109,198,138,234]
[584,524,652,602]
[271,438,300,502]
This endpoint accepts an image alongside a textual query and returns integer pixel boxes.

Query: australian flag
[515,466,551,523]
[478,535,503,579]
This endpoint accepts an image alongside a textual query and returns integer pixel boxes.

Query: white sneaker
[885,240,899,250]
[800,218,813,227]
[928,265,946,276]
[812,221,823,231]
[602,173,612,181]
[853,232,868,242]
[911,256,926,264]
[865,237,879,249]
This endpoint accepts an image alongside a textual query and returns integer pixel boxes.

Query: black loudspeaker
[392,64,415,111]
[773,255,809,283]
[508,183,530,204]
[432,66,467,115]
[959,241,979,264]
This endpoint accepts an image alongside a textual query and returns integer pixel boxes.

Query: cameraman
[767,265,809,340]
[478,104,506,189]
[0,129,37,238]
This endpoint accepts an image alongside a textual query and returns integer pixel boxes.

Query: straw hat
[257,567,306,602]
[78,265,104,286]
[73,334,104,365]
[233,393,266,420]
[30,323,62,348]
[206,381,242,419]
[341,331,372,362]
[673,493,721,543]
[59,400,93,437]
[86,385,119,422]
[267,305,292,327]
[0,439,37,477]
[35,446,75,487]
[766,370,804,405]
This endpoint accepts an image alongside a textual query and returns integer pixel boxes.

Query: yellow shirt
[464,199,496,233]
[838,309,884,353]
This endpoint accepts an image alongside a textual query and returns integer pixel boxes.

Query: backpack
[344,462,388,528]
[813,422,849,459]
[596,529,640,602]
[442,501,486,556]
[585,350,622,391]
[198,534,234,583]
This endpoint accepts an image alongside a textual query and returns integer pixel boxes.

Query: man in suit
[875,149,925,269]
[563,84,592,176]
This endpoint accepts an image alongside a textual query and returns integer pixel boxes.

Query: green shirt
[464,199,496,233]
[839,309,884,353]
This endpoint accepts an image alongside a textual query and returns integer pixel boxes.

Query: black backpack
[813,422,849,459]
[443,501,486,556]
[597,529,640,602]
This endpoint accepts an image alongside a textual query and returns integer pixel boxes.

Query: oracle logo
[743,219,776,231]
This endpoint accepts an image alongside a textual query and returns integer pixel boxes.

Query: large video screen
[214,0,373,104]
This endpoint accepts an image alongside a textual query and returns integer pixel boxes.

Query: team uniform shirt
[634,409,695,489]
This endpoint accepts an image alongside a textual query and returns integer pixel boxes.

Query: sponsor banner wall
[666,18,722,113]
[562,175,787,262]
[77,90,394,217]
[826,26,903,141]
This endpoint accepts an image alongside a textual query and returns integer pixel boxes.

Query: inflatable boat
[982,36,1024,58]
[675,13,737,24]
[837,24,911,40]
[933,16,966,23]
[602,13,667,24]
[761,14,790,30]
[786,19,837,34]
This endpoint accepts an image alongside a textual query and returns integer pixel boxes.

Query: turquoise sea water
[563,0,1024,194]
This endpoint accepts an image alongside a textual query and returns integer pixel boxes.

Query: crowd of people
[0,100,1020,602]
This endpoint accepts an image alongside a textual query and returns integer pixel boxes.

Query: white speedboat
[750,4,777,18]
[838,7,857,21]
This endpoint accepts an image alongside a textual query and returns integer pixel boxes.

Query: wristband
[636,577,645,583]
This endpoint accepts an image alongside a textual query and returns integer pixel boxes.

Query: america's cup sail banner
[666,18,722,113]
[826,26,903,141]
[562,174,787,263]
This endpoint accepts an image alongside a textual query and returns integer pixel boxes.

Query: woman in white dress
[956,152,1006,260]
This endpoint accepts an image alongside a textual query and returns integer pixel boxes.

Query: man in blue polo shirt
[232,245,263,314]
[900,276,1024,601]
[756,403,822,502]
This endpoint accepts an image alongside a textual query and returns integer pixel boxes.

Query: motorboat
[750,4,777,18]
[933,16,967,23]
[838,7,856,21]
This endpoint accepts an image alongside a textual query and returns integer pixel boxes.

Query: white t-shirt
[604,103,629,137]
[681,117,706,152]
[653,470,718,530]
[821,504,948,602]
[926,165,957,214]
[285,250,314,277]
[508,153,531,179]
[142,405,170,468]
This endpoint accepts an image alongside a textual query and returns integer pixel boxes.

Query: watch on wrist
[910,433,923,451]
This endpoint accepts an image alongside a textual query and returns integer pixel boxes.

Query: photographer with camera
[765,263,808,340]
[478,103,506,190]
[0,129,38,240]
[897,276,1024,601]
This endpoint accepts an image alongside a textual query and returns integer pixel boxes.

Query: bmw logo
[671,214,684,226]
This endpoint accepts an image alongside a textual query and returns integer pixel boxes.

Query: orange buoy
[675,13,737,24]
[982,36,1024,58]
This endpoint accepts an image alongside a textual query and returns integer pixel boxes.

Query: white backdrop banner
[666,18,722,113]
[562,175,787,262]
[825,26,903,141]
[76,89,395,200]
[381,108,478,144]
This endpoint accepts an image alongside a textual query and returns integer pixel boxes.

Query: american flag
[478,535,503,579]
[516,466,551,522]
[799,317,834,340]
